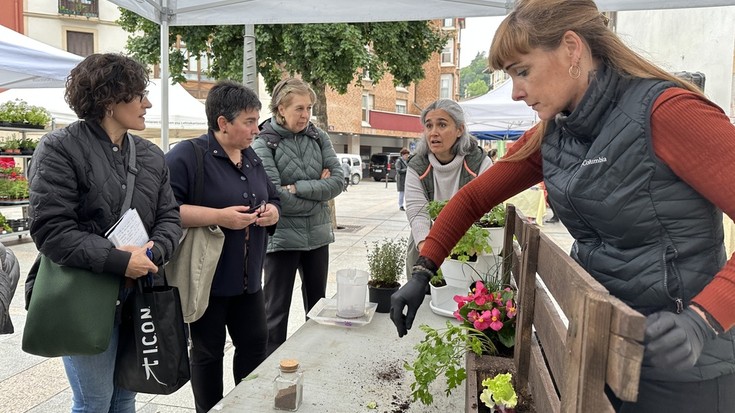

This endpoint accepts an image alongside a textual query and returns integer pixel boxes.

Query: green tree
[459,51,492,99]
[118,11,448,128]
[465,79,489,97]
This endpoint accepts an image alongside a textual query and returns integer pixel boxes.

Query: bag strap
[188,140,204,206]
[121,133,137,213]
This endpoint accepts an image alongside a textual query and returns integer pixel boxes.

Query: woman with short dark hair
[28,53,181,412]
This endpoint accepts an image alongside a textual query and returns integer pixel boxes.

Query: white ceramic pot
[440,255,503,289]
[429,283,466,318]
[486,227,505,255]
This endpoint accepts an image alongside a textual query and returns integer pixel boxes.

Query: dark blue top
[165,132,281,295]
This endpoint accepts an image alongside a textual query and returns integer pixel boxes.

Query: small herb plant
[480,373,518,412]
[479,204,507,228]
[365,237,407,288]
[406,321,494,405]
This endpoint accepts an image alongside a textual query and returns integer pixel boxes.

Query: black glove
[390,257,436,337]
[644,307,716,370]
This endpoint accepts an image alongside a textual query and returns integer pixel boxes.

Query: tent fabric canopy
[0,26,83,89]
[109,0,735,26]
[0,79,208,130]
[459,80,537,141]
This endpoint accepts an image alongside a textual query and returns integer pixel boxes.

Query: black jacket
[28,120,181,276]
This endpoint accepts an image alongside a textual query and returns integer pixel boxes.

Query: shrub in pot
[365,237,406,313]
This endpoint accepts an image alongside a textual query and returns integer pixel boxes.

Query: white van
[335,153,363,185]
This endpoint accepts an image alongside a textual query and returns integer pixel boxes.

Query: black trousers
[608,372,735,413]
[189,290,267,413]
[263,245,329,355]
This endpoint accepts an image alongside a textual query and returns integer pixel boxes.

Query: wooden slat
[577,292,613,413]
[513,222,540,391]
[608,295,646,341]
[559,281,587,413]
[536,232,608,318]
[531,285,567,382]
[606,334,644,402]
[528,334,561,413]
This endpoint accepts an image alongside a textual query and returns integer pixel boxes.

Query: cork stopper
[279,359,300,373]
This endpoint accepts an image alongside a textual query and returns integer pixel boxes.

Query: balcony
[58,0,99,18]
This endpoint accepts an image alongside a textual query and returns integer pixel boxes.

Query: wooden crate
[467,205,645,413]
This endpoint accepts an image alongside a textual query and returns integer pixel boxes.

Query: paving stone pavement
[0,179,573,412]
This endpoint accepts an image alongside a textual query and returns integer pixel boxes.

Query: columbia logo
[581,156,607,166]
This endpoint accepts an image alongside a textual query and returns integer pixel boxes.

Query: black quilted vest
[542,65,734,381]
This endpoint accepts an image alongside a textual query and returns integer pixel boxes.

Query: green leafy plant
[427,200,493,262]
[480,373,518,412]
[0,212,11,233]
[429,268,446,287]
[407,281,517,406]
[0,99,51,127]
[365,237,407,288]
[479,204,507,228]
[406,321,494,405]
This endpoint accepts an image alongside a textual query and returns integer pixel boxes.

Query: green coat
[253,118,344,252]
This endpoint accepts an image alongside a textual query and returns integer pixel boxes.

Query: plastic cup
[336,269,369,318]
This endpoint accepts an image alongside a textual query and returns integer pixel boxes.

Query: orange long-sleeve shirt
[422,88,735,331]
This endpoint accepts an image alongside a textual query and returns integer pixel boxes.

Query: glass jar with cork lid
[273,359,303,411]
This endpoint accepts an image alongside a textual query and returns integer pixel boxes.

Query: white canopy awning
[0,25,83,89]
[109,0,735,25]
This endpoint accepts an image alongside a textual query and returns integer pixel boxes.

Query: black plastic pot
[368,285,399,313]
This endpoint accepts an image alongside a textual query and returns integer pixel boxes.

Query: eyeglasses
[136,90,149,102]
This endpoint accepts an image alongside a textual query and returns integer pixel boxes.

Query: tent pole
[160,0,170,152]
[243,24,257,97]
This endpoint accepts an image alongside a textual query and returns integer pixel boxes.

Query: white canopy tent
[108,0,735,149]
[0,79,208,130]
[460,80,537,140]
[0,25,83,89]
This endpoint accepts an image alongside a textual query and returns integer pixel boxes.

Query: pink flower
[468,310,495,331]
[488,308,504,331]
[505,300,517,318]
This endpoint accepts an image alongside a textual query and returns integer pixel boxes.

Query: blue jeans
[62,325,136,413]
[398,191,405,208]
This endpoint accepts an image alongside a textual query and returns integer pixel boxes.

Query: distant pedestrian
[488,148,498,163]
[342,159,351,191]
[395,148,409,210]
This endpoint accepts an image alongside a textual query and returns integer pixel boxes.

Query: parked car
[369,152,401,182]
[335,153,363,185]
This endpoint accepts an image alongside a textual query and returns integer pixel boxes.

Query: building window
[362,93,374,123]
[180,46,214,82]
[396,99,407,114]
[59,0,99,17]
[66,31,94,57]
[441,41,453,65]
[440,74,453,99]
[443,18,453,27]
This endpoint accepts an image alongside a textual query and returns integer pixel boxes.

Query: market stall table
[213,296,463,412]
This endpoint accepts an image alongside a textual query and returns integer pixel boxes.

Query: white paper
[105,208,150,247]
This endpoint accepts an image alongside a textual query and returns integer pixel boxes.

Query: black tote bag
[115,278,190,394]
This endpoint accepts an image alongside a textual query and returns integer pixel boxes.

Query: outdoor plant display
[0,99,51,129]
[406,279,518,405]
[0,212,12,233]
[0,167,29,201]
[366,237,407,312]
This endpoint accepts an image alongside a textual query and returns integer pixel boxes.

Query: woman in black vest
[391,1,735,412]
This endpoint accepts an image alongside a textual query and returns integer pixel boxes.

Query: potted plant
[478,204,507,254]
[428,200,495,289]
[365,237,406,313]
[2,137,21,154]
[0,212,11,233]
[406,279,518,406]
[18,136,38,155]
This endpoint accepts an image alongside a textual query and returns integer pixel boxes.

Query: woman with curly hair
[26,53,181,412]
